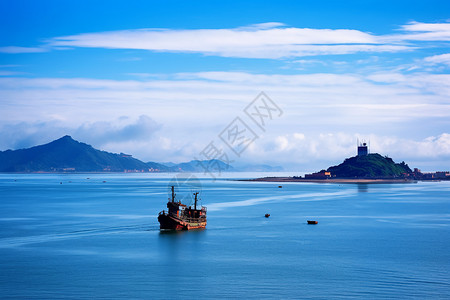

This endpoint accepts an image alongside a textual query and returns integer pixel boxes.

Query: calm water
[0,173,449,299]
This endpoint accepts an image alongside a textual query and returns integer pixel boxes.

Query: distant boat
[307,220,318,225]
[278,186,282,188]
[158,186,207,230]
[265,213,270,218]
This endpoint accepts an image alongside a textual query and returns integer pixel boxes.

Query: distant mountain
[165,159,235,172]
[158,160,284,172]
[146,161,172,172]
[160,162,177,167]
[233,164,284,172]
[327,153,412,178]
[0,135,158,172]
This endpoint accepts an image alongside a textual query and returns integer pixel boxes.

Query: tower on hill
[357,139,369,156]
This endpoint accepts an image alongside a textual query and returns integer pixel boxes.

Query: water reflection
[157,229,206,258]
[357,184,369,193]
[158,228,206,238]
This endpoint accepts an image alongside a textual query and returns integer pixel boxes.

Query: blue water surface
[0,173,449,299]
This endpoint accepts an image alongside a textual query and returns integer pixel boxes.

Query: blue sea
[0,173,449,299]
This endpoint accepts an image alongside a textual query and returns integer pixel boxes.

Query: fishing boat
[307,220,318,224]
[158,186,207,230]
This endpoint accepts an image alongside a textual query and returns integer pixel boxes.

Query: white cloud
[1,71,449,128]
[0,115,160,151]
[74,115,161,145]
[401,21,450,33]
[45,23,414,59]
[379,21,450,43]
[237,22,287,30]
[0,71,25,76]
[50,26,380,48]
[246,132,450,171]
[367,72,450,96]
[291,59,327,66]
[424,53,450,66]
[36,21,448,59]
[1,21,448,59]
[398,21,450,41]
[0,46,47,54]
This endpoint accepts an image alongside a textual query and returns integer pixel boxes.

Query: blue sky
[0,0,449,171]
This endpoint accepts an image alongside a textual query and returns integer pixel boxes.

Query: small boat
[307,220,318,224]
[278,186,282,188]
[265,213,270,218]
[158,186,207,230]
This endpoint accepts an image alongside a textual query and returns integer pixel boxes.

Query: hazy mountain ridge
[154,161,283,173]
[160,159,235,172]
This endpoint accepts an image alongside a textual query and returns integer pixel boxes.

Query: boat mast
[171,186,175,203]
[194,192,199,210]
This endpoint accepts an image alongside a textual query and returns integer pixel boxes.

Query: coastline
[242,177,419,184]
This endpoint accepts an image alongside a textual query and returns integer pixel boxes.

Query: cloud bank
[0,115,160,151]
[0,21,426,58]
[1,71,448,128]
[250,132,450,168]
[424,53,450,66]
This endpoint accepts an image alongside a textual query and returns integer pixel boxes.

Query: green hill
[0,135,163,172]
[327,153,412,178]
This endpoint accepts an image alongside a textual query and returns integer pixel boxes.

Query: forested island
[247,146,449,183]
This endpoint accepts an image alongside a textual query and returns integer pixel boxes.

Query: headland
[245,141,449,184]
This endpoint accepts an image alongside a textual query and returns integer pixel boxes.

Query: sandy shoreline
[242,177,417,184]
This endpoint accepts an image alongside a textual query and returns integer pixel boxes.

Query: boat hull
[158,213,206,230]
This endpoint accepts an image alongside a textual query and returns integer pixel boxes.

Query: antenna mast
[171,186,175,203]
[194,192,199,210]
